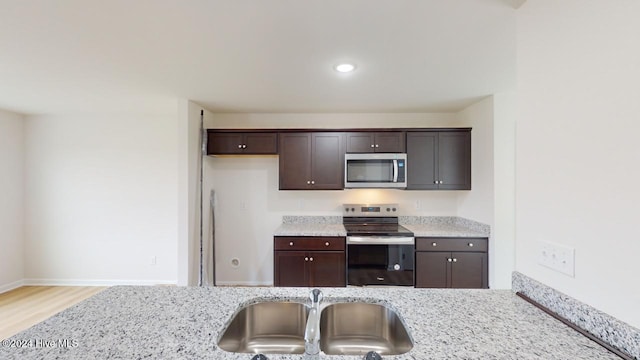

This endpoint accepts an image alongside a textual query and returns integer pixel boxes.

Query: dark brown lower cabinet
[274,236,346,287]
[415,237,488,289]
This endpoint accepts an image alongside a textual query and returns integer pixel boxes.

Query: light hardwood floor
[0,286,106,340]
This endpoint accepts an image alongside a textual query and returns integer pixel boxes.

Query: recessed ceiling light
[334,63,356,73]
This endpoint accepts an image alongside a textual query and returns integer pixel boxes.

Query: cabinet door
[308,251,346,287]
[415,252,450,288]
[346,132,405,153]
[207,133,244,154]
[406,132,438,190]
[438,131,471,190]
[244,133,278,154]
[346,133,375,153]
[279,133,312,190]
[310,133,344,190]
[374,132,405,153]
[274,251,308,287]
[450,252,487,289]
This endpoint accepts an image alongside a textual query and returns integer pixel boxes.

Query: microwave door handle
[393,159,398,182]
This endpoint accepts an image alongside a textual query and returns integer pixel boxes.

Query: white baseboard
[22,279,178,287]
[215,280,273,287]
[0,279,25,294]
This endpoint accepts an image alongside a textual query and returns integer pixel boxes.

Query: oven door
[347,239,414,287]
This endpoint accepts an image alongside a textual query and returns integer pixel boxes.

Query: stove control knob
[386,207,391,212]
[345,208,349,212]
[392,207,397,212]
[351,207,355,212]
[393,264,401,271]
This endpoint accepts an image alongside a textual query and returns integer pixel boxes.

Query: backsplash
[513,271,640,360]
[281,216,342,224]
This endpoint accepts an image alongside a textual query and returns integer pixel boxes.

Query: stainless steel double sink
[217,300,413,356]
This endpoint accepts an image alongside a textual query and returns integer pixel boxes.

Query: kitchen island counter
[0,286,621,360]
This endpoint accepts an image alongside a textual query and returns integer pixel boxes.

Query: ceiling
[0,0,519,115]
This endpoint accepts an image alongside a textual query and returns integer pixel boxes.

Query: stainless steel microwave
[344,153,407,188]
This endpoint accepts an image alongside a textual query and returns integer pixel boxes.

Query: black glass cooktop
[343,217,414,237]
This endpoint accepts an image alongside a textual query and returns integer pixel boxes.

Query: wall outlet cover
[537,240,575,277]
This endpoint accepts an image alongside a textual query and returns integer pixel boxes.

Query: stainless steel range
[343,203,415,286]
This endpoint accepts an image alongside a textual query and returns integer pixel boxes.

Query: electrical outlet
[414,200,421,210]
[240,201,247,211]
[537,241,575,277]
[150,256,157,266]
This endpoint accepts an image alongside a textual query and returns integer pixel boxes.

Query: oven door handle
[347,236,415,245]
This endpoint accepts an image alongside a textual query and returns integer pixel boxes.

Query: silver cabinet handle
[432,242,437,247]
[325,242,330,246]
[447,258,452,262]
[434,180,438,184]
[238,144,243,148]
[375,144,379,148]
[453,258,457,262]
[309,257,313,261]
[242,144,247,149]
[305,257,309,261]
[370,144,374,148]
[468,243,474,247]
[311,180,315,184]
[307,180,311,184]
[440,181,444,184]
[289,242,294,246]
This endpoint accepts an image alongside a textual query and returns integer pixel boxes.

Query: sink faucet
[304,289,323,358]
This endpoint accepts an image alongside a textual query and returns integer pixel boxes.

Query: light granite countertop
[0,286,620,360]
[274,216,489,238]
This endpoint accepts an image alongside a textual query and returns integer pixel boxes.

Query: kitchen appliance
[343,203,415,286]
[344,153,407,189]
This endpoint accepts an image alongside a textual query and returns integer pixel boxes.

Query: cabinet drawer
[415,237,487,252]
[274,236,345,251]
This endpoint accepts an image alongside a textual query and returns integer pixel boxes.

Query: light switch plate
[537,240,575,277]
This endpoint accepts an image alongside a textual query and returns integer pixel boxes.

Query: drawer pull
[447,258,452,262]
[453,258,457,262]
[432,242,437,247]
[289,242,294,246]
[468,243,474,247]
[305,257,309,261]
[325,242,330,246]
[309,257,314,262]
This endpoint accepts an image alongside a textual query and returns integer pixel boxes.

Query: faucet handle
[310,288,323,303]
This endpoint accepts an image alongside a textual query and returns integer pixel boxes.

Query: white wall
[23,111,179,285]
[203,113,479,285]
[0,109,25,292]
[457,93,517,290]
[516,0,640,328]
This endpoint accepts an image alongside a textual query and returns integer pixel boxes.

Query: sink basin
[218,302,309,354]
[319,302,413,355]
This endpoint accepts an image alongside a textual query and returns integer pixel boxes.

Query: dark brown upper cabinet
[207,131,278,155]
[346,132,405,153]
[406,130,471,190]
[278,132,345,190]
